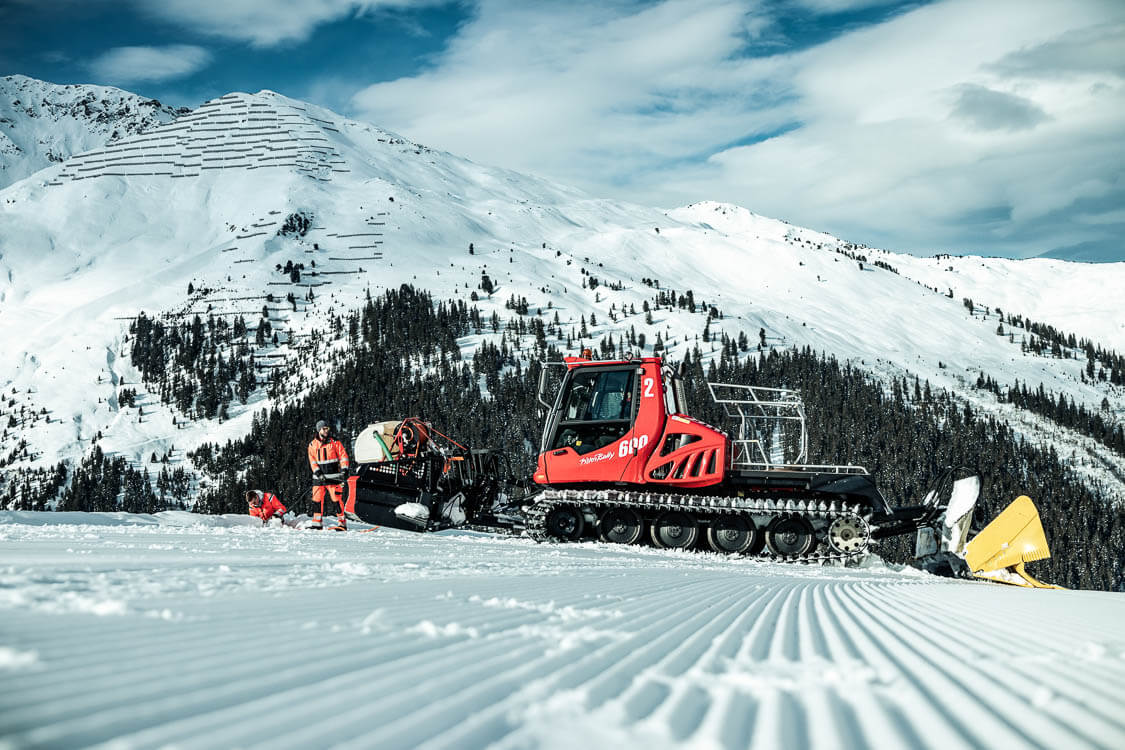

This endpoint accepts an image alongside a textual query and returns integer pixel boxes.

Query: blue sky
[2,0,1123,261]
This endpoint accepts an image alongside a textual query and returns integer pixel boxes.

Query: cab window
[552,368,636,454]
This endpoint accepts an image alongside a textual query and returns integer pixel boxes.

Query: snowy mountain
[1038,241,1124,264]
[0,74,183,189]
[2,511,1124,749]
[0,77,1123,520]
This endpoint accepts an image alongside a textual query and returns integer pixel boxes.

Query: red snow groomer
[347,354,1058,586]
[526,354,912,560]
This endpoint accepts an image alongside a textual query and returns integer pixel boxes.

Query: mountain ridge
[0,74,185,189]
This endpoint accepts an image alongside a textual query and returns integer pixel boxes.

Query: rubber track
[525,488,871,564]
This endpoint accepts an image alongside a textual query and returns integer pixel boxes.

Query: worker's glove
[314,469,325,479]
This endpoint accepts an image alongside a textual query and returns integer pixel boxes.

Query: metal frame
[707,382,868,475]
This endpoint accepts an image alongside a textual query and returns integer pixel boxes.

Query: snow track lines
[50,92,346,186]
[1,517,1124,749]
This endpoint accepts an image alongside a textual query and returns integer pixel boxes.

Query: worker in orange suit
[307,419,350,530]
[247,490,289,525]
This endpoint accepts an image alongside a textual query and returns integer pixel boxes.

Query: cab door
[539,365,638,484]
[613,362,666,483]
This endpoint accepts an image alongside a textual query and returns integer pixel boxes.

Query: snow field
[1,512,1124,749]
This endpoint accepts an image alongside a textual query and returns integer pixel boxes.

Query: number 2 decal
[643,377,655,398]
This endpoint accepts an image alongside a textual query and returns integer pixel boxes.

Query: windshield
[550,367,636,454]
[562,369,633,421]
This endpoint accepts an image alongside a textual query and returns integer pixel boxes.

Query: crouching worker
[247,490,291,526]
[308,419,351,530]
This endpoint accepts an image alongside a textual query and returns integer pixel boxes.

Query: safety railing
[709,382,868,474]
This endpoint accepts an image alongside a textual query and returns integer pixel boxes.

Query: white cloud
[88,45,213,84]
[948,84,1049,132]
[1076,208,1125,226]
[691,0,1125,254]
[790,0,899,14]
[134,0,438,48]
[989,23,1125,77]
[348,0,1125,258]
[352,0,780,184]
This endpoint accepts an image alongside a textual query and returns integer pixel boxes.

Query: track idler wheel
[706,515,759,554]
[765,516,816,558]
[828,514,870,555]
[651,511,699,549]
[544,505,584,541]
[598,508,644,545]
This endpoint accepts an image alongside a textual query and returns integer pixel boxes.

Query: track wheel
[598,508,643,545]
[544,505,584,541]
[650,512,699,549]
[706,515,758,554]
[828,514,870,555]
[765,516,816,558]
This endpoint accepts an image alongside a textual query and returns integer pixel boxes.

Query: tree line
[974,375,1125,458]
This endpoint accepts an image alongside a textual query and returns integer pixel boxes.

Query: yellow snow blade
[973,562,1063,589]
[964,495,1062,589]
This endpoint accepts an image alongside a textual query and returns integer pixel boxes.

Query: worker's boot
[331,514,347,532]
[308,511,323,530]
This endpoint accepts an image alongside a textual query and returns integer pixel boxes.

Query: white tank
[353,420,401,463]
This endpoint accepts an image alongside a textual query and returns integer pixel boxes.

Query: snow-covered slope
[0,74,182,189]
[889,252,1123,352]
[680,204,1125,355]
[1,512,1122,749]
[0,79,1123,497]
